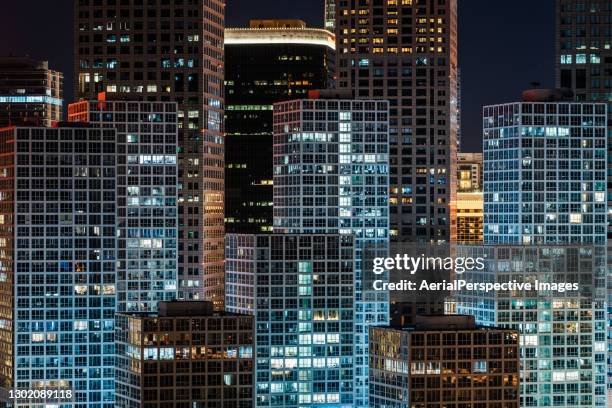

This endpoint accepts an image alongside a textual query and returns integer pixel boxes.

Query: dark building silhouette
[224,20,335,233]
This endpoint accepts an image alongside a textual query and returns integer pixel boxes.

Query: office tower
[369,315,520,408]
[483,91,607,245]
[456,192,483,244]
[324,0,335,31]
[0,56,62,127]
[556,0,612,108]
[0,125,117,407]
[335,0,458,243]
[68,99,178,312]
[224,20,335,234]
[273,92,389,407]
[115,301,254,408]
[457,152,482,192]
[455,246,608,407]
[225,234,356,407]
[74,0,225,306]
[456,152,483,244]
[554,1,612,392]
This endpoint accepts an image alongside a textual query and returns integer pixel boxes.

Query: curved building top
[225,19,336,51]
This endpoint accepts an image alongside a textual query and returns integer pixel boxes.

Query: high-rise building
[456,153,483,244]
[0,56,63,127]
[68,99,178,313]
[74,0,225,306]
[554,0,612,392]
[457,152,482,192]
[0,125,117,407]
[324,0,335,31]
[369,315,520,408]
[224,20,335,234]
[115,301,254,408]
[455,245,608,407]
[456,192,483,244]
[483,91,607,245]
[273,92,390,407]
[555,0,612,108]
[225,234,356,407]
[335,0,458,243]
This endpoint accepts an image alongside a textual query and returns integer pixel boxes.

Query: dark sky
[1,0,554,152]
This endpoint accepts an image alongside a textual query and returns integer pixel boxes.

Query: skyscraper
[0,125,118,407]
[0,56,63,127]
[74,0,225,307]
[224,20,335,234]
[273,92,390,407]
[225,234,355,407]
[324,0,335,32]
[335,0,458,243]
[369,315,520,408]
[483,91,607,245]
[456,152,483,244]
[68,99,178,313]
[115,301,254,408]
[455,245,608,408]
[473,89,609,407]
[554,0,612,391]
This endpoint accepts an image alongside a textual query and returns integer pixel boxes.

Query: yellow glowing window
[373,47,384,53]
[401,0,413,4]
[417,18,427,24]
[388,29,399,34]
[388,47,398,53]
[358,9,369,14]
[401,47,413,53]
[388,18,398,24]
[373,38,384,44]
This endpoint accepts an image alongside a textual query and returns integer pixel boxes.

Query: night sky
[1,0,554,152]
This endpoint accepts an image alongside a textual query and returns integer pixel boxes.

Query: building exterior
[369,315,520,408]
[324,0,335,31]
[74,0,225,306]
[555,0,612,108]
[68,99,178,313]
[225,234,356,407]
[457,152,482,192]
[0,125,117,407]
[224,20,335,234]
[0,56,63,127]
[335,0,458,243]
[115,301,254,408]
[554,0,612,392]
[455,245,608,407]
[456,192,483,244]
[483,94,607,245]
[273,93,390,407]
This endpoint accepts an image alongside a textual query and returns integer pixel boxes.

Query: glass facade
[272,98,390,407]
[224,23,335,234]
[225,234,355,407]
[5,126,117,407]
[456,246,608,407]
[69,100,179,313]
[369,319,520,408]
[483,102,608,245]
[115,302,254,408]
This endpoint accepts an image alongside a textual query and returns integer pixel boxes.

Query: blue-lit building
[0,56,63,127]
[225,234,355,407]
[69,100,179,313]
[272,92,390,406]
[483,92,607,245]
[457,90,609,407]
[0,125,117,407]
